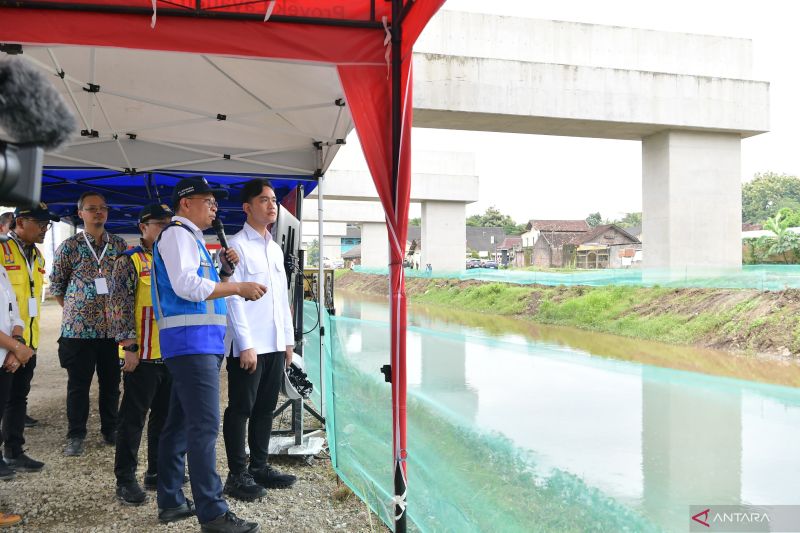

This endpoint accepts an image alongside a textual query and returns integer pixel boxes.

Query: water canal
[308,291,800,532]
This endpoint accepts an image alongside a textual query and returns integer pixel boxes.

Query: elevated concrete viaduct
[408,11,769,271]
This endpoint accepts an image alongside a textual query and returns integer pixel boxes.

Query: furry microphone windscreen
[0,56,77,150]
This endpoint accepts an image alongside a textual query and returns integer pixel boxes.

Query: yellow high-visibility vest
[1,237,45,349]
[118,248,161,361]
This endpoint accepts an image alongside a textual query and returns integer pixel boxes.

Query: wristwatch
[122,343,139,353]
[12,335,25,346]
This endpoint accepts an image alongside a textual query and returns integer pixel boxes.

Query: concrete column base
[421,201,466,273]
[642,131,742,273]
[361,222,389,269]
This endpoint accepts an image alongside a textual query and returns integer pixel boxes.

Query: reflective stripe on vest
[2,237,44,349]
[118,247,162,360]
[151,222,226,357]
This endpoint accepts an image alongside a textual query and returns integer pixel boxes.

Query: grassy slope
[337,272,800,357]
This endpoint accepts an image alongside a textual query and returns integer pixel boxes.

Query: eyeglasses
[258,197,279,206]
[186,197,218,208]
[144,221,170,228]
[82,206,109,214]
[22,219,52,230]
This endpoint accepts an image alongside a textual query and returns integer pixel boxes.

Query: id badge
[28,297,38,317]
[94,277,109,295]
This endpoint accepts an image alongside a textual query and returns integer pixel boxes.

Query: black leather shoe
[64,438,84,457]
[24,415,38,428]
[4,453,44,472]
[249,465,296,489]
[0,460,15,481]
[102,430,116,446]
[223,471,267,502]
[158,499,195,524]
[201,511,260,533]
[144,471,190,491]
[116,482,147,506]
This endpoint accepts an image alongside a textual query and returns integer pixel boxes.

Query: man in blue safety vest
[151,177,267,533]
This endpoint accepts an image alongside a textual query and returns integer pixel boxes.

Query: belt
[139,359,165,365]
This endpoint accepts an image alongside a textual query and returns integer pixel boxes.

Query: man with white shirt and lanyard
[51,192,127,457]
[222,178,296,502]
[152,177,265,533]
[0,203,59,474]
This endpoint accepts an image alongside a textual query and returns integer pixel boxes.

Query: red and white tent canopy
[0,1,447,529]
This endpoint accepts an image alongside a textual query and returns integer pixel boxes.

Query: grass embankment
[337,272,800,357]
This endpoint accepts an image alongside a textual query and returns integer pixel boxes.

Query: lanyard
[9,234,36,296]
[83,231,109,275]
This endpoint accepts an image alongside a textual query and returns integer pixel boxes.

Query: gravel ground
[0,300,383,532]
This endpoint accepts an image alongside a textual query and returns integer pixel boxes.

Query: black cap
[171,177,228,205]
[14,202,60,222]
[139,203,174,223]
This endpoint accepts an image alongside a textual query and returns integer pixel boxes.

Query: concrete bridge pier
[361,221,389,269]
[642,131,743,272]
[421,201,466,273]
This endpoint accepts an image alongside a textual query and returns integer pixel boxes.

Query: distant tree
[586,212,602,228]
[617,212,642,228]
[742,172,800,224]
[764,212,800,263]
[408,217,421,226]
[466,206,518,230]
[307,238,319,267]
[776,207,800,229]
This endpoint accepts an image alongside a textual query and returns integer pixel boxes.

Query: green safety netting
[353,265,800,291]
[301,301,661,532]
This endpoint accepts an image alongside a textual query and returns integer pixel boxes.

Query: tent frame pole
[391,1,406,532]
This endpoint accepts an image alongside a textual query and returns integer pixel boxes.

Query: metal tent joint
[0,43,23,55]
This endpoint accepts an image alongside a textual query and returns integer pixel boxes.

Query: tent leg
[316,173,326,420]
[391,1,407,532]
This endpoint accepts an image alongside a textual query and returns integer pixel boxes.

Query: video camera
[0,142,43,207]
[0,50,77,207]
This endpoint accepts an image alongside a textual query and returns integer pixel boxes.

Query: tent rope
[382,16,391,78]
[264,0,276,22]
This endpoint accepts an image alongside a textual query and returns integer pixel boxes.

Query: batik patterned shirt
[50,230,128,339]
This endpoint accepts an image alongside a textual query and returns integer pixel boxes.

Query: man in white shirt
[222,178,297,501]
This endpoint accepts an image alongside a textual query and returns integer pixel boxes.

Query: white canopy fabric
[21,46,352,177]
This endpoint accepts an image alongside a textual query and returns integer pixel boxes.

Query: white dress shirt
[224,222,294,357]
[156,216,216,303]
[0,267,24,360]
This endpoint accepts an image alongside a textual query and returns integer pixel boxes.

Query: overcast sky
[332,0,798,224]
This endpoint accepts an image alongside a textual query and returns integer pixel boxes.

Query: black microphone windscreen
[0,56,77,150]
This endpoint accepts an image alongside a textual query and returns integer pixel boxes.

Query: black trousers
[58,338,121,439]
[0,369,12,441]
[2,354,36,457]
[222,352,284,474]
[114,361,171,485]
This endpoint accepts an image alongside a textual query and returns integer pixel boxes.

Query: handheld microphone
[212,217,234,274]
[0,56,77,150]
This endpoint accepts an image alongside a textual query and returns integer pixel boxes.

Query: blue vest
[151,222,226,358]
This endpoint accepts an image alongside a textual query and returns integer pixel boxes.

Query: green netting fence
[352,264,800,290]
[302,301,661,532]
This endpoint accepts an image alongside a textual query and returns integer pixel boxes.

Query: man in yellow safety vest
[109,203,174,505]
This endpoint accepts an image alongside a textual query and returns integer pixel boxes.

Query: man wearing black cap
[151,177,265,533]
[0,203,60,475]
[110,203,174,506]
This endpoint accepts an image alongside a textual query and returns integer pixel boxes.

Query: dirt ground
[0,300,380,532]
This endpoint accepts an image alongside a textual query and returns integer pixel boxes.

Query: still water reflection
[335,291,800,532]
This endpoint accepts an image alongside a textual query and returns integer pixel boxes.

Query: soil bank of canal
[336,271,800,363]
